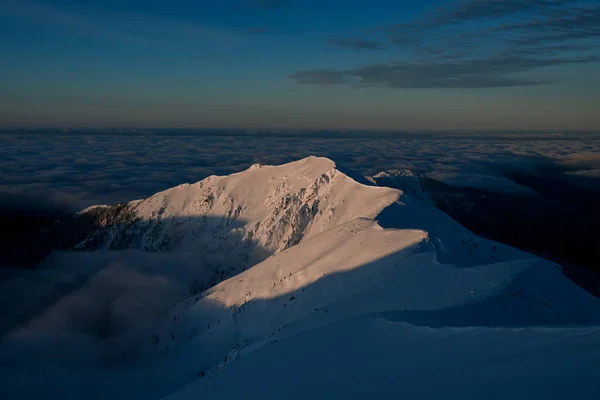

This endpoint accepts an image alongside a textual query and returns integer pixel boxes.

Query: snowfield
[1,156,599,400]
[166,322,600,400]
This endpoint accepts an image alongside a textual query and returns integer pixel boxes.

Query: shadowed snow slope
[1,157,600,400]
[166,321,600,400]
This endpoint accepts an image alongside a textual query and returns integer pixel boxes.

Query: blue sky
[1,0,599,131]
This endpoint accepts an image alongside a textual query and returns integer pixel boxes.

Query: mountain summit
[38,156,401,291]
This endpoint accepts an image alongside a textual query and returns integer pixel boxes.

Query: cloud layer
[332,38,387,51]
[290,55,598,89]
[292,0,600,89]
[1,131,598,214]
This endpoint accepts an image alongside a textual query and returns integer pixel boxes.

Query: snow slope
[156,235,600,400]
[1,156,600,400]
[166,321,600,400]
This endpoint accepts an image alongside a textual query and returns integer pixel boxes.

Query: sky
[1,0,599,131]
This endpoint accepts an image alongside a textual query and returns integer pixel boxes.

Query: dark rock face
[420,178,600,274]
[47,204,138,250]
[0,203,137,268]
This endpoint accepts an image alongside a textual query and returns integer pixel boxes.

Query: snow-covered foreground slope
[166,321,600,400]
[1,157,600,400]
[157,238,600,400]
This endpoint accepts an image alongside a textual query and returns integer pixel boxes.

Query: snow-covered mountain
[37,156,399,291]
[74,157,398,252]
[1,156,600,400]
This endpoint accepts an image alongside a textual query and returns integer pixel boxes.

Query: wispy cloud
[499,5,600,46]
[331,38,387,51]
[296,0,600,89]
[290,55,598,89]
[288,70,350,86]
[386,0,600,60]
[418,0,577,26]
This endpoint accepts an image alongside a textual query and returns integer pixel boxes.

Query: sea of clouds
[1,131,599,214]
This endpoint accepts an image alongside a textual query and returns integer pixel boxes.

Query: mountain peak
[37,156,401,293]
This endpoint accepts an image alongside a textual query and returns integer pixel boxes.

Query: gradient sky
[1,0,599,131]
